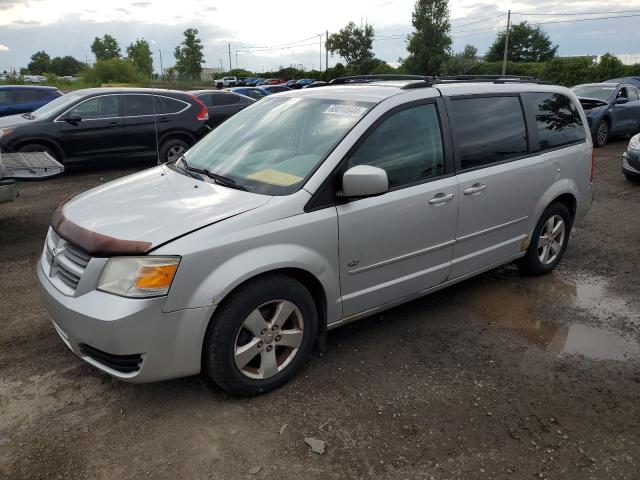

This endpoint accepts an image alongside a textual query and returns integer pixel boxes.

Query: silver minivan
[38,76,593,395]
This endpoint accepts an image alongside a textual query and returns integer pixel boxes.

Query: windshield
[183,96,374,195]
[572,85,616,102]
[30,90,87,118]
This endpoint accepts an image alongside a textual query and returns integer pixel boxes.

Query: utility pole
[235,51,238,70]
[228,43,232,72]
[501,9,511,76]
[318,34,323,71]
[325,30,329,71]
[159,49,164,80]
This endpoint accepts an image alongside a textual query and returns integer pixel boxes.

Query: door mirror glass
[616,97,629,105]
[342,165,388,197]
[65,112,81,123]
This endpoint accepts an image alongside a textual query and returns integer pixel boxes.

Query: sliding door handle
[463,183,487,195]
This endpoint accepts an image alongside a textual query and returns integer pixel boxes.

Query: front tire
[204,275,318,396]
[516,202,572,275]
[18,143,59,160]
[593,119,609,148]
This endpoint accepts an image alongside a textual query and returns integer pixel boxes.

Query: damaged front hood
[52,164,271,255]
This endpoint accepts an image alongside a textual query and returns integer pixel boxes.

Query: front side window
[68,95,120,119]
[184,97,374,195]
[123,95,155,116]
[528,93,586,151]
[451,96,528,170]
[347,103,444,188]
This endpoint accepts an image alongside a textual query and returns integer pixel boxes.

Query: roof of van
[279,80,572,103]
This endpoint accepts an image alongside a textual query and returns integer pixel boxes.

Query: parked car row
[0,85,62,117]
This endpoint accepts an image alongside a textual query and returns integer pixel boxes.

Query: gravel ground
[1,141,639,480]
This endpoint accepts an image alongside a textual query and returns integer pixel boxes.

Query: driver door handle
[429,192,455,205]
[463,183,487,195]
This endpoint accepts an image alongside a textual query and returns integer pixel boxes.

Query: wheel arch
[11,137,66,161]
[158,130,196,147]
[530,180,580,235]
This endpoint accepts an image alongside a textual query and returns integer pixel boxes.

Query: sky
[1,0,640,73]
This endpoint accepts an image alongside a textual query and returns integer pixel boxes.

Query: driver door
[57,94,124,162]
[336,100,458,318]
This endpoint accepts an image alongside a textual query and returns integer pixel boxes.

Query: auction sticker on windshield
[247,169,303,186]
[324,104,368,117]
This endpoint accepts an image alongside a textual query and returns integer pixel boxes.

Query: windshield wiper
[180,157,248,191]
[21,113,35,120]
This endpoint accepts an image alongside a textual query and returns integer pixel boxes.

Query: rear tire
[204,275,318,396]
[516,202,572,275]
[158,138,189,164]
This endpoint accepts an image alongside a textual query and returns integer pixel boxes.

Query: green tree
[486,22,557,63]
[594,53,625,81]
[50,56,84,76]
[81,58,145,85]
[173,28,204,80]
[126,38,153,76]
[445,44,479,75]
[326,21,374,67]
[27,51,52,74]
[91,34,121,62]
[402,0,452,75]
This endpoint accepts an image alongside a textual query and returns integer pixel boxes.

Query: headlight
[98,256,180,298]
[629,134,640,151]
[0,128,14,139]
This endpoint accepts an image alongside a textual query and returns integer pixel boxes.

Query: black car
[189,90,254,129]
[0,88,210,164]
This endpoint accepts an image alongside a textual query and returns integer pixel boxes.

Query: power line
[526,13,640,26]
[451,13,507,29]
[512,9,640,16]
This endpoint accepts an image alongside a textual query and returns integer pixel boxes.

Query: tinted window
[627,88,639,101]
[243,89,265,100]
[528,93,586,151]
[124,94,155,116]
[69,95,120,119]
[451,96,527,170]
[347,103,444,188]
[0,90,10,104]
[209,93,240,106]
[13,89,46,103]
[154,96,187,114]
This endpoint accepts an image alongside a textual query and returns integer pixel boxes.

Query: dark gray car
[622,133,640,181]
[572,83,640,147]
[190,90,254,129]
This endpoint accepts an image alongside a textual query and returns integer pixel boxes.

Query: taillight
[590,148,595,182]
[191,95,209,121]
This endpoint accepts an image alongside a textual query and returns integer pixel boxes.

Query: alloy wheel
[537,214,565,265]
[597,122,608,146]
[166,145,186,162]
[233,300,304,380]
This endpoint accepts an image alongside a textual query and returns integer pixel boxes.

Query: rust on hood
[51,205,152,256]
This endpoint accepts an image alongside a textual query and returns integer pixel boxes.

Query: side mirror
[341,165,388,198]
[616,97,629,105]
[65,113,82,123]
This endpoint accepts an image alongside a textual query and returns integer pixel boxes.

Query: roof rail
[328,74,548,89]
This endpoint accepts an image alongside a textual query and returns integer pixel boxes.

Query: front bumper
[37,258,215,382]
[622,151,640,179]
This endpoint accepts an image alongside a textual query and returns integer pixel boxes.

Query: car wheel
[159,138,189,163]
[516,202,572,275]
[18,143,59,160]
[216,82,223,89]
[594,120,609,148]
[204,275,318,396]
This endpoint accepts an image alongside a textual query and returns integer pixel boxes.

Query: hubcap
[537,214,565,265]
[233,300,304,380]
[166,145,186,162]
[597,123,608,145]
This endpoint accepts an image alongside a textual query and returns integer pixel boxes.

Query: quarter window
[209,93,240,106]
[154,96,187,114]
[451,96,528,170]
[528,92,586,151]
[123,95,155,116]
[628,88,640,101]
[69,96,120,119]
[347,103,444,188]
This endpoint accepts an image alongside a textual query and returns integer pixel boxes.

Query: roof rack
[328,74,549,89]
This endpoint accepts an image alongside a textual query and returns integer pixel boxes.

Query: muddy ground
[1,140,639,480]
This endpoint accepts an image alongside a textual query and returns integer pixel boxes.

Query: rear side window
[0,90,9,104]
[628,88,640,101]
[123,94,155,116]
[209,93,240,106]
[451,96,527,170]
[154,96,188,114]
[528,92,586,151]
[13,89,47,103]
[347,103,444,188]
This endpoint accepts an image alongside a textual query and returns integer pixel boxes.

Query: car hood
[0,114,34,129]
[51,164,271,255]
[578,97,609,111]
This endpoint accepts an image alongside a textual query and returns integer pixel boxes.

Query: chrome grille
[44,229,91,293]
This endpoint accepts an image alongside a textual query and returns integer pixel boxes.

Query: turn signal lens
[135,264,178,289]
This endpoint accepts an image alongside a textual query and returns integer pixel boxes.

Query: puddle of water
[462,272,640,362]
